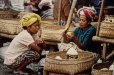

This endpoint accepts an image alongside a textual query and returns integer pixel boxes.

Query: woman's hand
[66,32,74,39]
[36,38,44,45]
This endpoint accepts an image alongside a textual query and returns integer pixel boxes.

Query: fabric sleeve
[74,27,79,37]
[19,34,35,47]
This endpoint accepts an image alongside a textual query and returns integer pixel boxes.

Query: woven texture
[44,51,95,74]
[99,22,114,38]
[0,11,14,19]
[0,19,22,35]
[92,62,113,75]
[49,72,88,75]
[41,25,65,42]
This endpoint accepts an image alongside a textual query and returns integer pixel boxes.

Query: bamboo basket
[44,51,95,74]
[91,62,113,75]
[99,22,114,38]
[41,25,65,42]
[41,20,75,42]
[49,72,88,75]
[0,19,22,35]
[99,15,114,39]
[0,10,14,19]
[41,29,64,42]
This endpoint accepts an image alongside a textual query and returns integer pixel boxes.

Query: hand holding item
[36,38,44,45]
[66,32,74,39]
[36,38,46,49]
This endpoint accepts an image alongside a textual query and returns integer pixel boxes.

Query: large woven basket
[99,22,114,38]
[0,10,14,19]
[92,62,113,75]
[99,15,114,39]
[44,51,95,74]
[0,19,22,35]
[41,20,75,42]
[49,72,88,75]
[41,25,65,42]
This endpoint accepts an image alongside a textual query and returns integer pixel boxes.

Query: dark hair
[23,26,27,29]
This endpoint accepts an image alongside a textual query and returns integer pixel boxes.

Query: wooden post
[96,0,105,36]
[106,50,114,60]
[101,43,107,61]
[43,70,49,75]
[58,0,62,25]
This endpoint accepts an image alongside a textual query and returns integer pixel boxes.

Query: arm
[29,38,45,53]
[29,42,43,53]
[72,36,83,49]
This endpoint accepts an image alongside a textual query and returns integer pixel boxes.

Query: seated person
[38,0,54,19]
[63,7,101,53]
[24,0,41,14]
[4,13,44,74]
[53,0,71,25]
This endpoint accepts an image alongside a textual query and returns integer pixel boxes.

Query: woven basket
[0,10,14,19]
[41,25,65,42]
[0,19,22,35]
[44,51,95,74]
[49,72,89,75]
[99,22,114,38]
[49,72,64,75]
[92,62,113,75]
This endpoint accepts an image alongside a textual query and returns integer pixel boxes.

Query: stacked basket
[0,19,22,39]
[99,15,114,38]
[44,51,95,75]
[0,10,14,19]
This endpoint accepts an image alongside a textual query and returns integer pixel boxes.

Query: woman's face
[79,15,90,28]
[27,21,40,34]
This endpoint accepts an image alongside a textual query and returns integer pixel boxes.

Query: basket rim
[45,57,94,65]
[46,51,93,60]
[45,51,95,64]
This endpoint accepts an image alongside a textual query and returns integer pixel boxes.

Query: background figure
[38,0,54,19]
[4,0,11,9]
[53,0,71,25]
[24,0,41,14]
[10,0,25,11]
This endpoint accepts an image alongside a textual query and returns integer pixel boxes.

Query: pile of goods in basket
[92,61,114,75]
[56,43,78,60]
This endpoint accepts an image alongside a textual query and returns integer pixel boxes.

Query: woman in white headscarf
[64,7,101,53]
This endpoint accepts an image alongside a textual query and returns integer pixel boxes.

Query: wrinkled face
[79,15,90,28]
[27,21,40,34]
